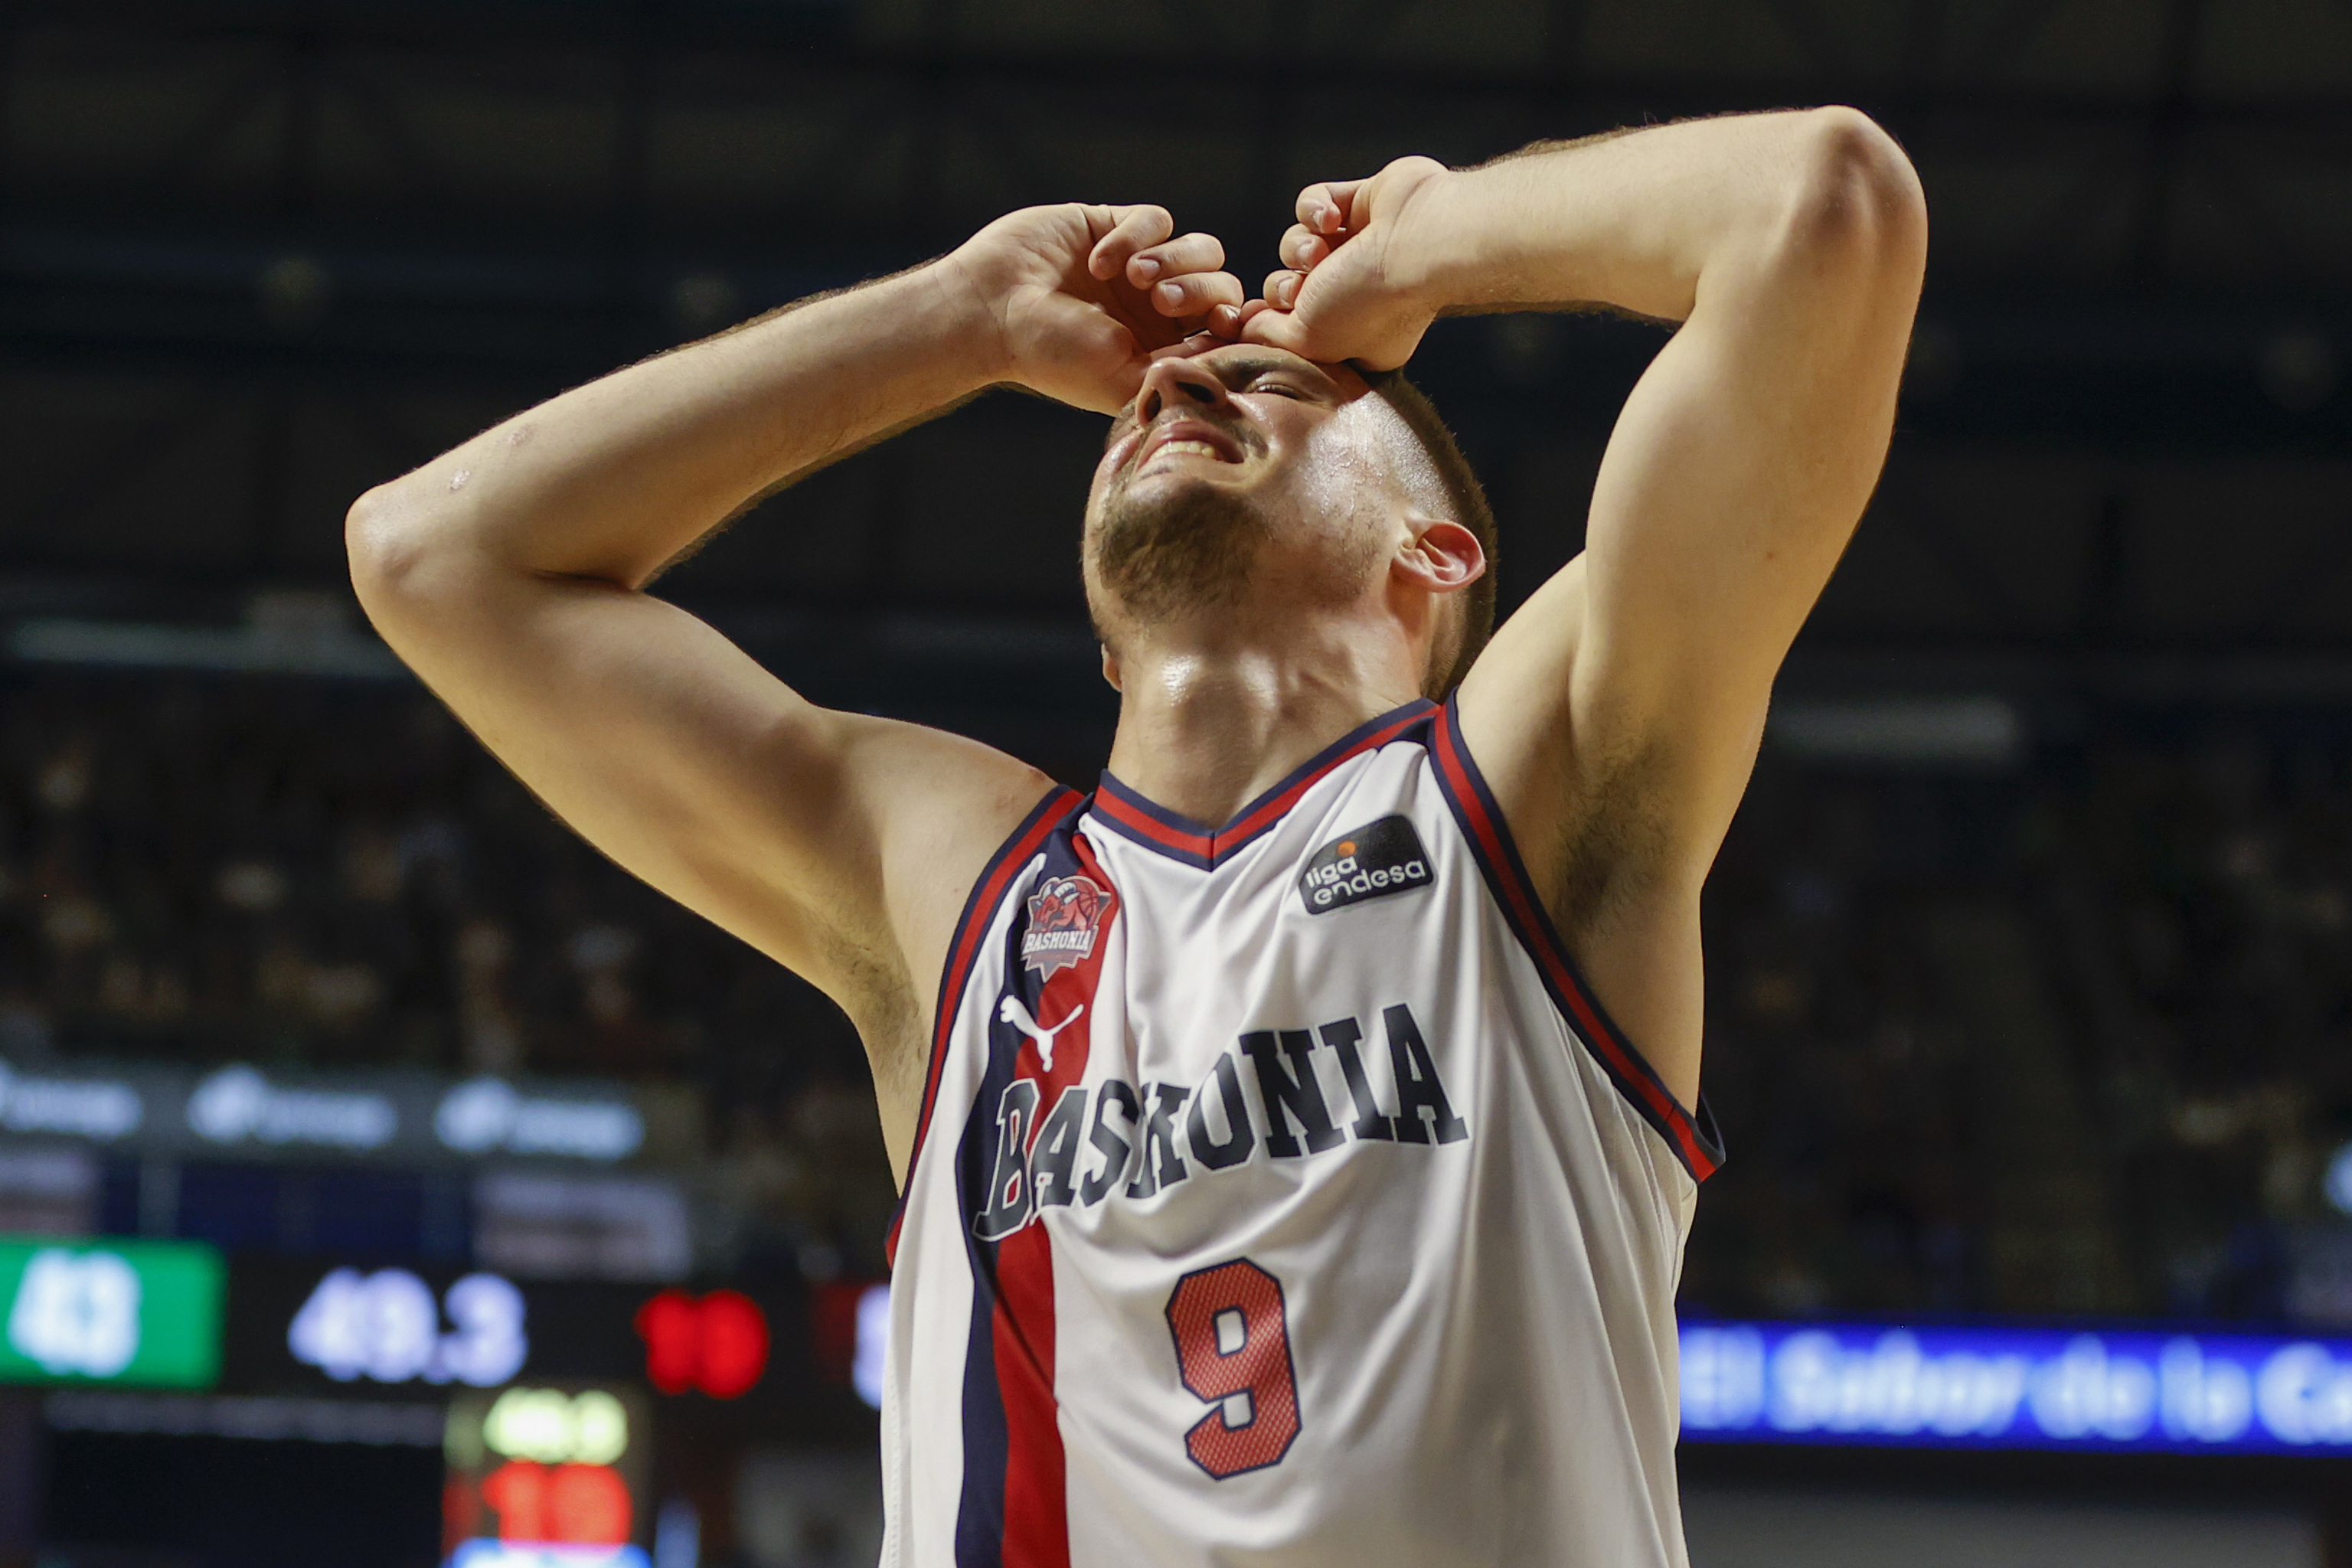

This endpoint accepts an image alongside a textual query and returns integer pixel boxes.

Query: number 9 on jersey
[1164,1258,1302,1479]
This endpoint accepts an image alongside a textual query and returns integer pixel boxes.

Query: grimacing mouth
[1102,348,1353,479]
[1135,416,1247,472]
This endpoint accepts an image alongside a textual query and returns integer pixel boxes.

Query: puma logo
[998,994,1086,1072]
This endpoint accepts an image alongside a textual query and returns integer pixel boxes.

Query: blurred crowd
[2059,728,2352,1321]
[1687,763,1990,1321]
[1687,719,2352,1325]
[0,668,895,1272]
[5,666,2350,1319]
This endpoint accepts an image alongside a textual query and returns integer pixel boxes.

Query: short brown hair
[1363,369,1498,696]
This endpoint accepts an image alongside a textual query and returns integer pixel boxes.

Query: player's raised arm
[345,204,1243,1168]
[1245,109,1926,1104]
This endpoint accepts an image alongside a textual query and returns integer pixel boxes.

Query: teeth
[1153,439,1225,461]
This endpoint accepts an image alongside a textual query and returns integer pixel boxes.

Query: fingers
[1152,293,1274,358]
[1148,328,1227,362]
[1237,302,1312,357]
[1086,204,1175,282]
[1187,298,1272,343]
[1230,298,1278,334]
[1295,178,1364,237]
[1262,268,1305,310]
[1183,297,1275,343]
[1277,224,1331,273]
[1149,270,1245,319]
[1124,230,1225,289]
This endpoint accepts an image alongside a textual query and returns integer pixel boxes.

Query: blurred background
[1,0,2350,1563]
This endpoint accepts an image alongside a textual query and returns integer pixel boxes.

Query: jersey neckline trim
[884,783,1089,1269]
[1428,694,1726,1183]
[1091,699,1436,870]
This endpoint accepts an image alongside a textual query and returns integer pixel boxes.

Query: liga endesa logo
[1021,874,1112,978]
[1298,815,1433,915]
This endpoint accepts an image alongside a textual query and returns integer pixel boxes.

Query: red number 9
[1164,1258,1302,1478]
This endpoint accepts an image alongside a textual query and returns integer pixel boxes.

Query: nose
[1134,356,1231,424]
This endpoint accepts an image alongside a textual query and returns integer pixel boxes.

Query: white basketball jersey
[881,697,1723,1568]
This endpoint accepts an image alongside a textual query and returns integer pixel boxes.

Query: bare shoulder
[841,714,1067,1011]
[828,714,1067,1170]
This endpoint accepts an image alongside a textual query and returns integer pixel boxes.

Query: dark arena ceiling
[2,0,2351,678]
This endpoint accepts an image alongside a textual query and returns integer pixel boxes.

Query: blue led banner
[1681,1321,2352,1454]
[446,1546,649,1568]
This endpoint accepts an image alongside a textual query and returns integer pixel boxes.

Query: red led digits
[446,1385,645,1566]
[632,1289,769,1399]
[634,1290,700,1395]
[695,1290,769,1398]
[479,1462,546,1542]
[479,1460,632,1545]
[547,1463,632,1544]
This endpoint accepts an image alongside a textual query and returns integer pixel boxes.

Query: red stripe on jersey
[887,787,1086,1269]
[986,831,1119,1566]
[989,1220,1067,1568]
[1430,704,1720,1181]
[1091,786,1214,861]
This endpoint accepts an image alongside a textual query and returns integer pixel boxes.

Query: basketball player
[350,107,1923,1565]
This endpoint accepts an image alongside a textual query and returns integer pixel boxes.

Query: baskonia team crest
[1022,874,1111,977]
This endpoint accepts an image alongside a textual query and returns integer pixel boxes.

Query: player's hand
[944,204,1247,415]
[1241,156,1453,371]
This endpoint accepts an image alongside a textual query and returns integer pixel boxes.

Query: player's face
[1083,345,1416,631]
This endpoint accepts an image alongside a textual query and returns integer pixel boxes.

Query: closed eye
[1249,379,1306,400]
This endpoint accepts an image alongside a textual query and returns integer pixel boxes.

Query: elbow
[345,482,452,637]
[1779,106,1929,293]
[345,484,407,609]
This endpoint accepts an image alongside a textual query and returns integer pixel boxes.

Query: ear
[1100,644,1124,692]
[1393,519,1486,596]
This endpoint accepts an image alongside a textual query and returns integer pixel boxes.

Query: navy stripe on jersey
[1428,696,1726,1181]
[950,877,1041,1568]
[887,786,1087,1269]
[952,828,1104,1568]
[1093,700,1435,868]
[953,1255,1011,1568]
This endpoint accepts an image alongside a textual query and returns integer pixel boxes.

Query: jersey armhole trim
[885,783,1088,1268]
[1429,694,1725,1182]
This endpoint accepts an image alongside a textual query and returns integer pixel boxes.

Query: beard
[1088,477,1274,629]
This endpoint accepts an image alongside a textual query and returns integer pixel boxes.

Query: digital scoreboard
[0,1236,224,1389]
[287,1266,529,1387]
[443,1383,653,1568]
[224,1260,644,1397]
[632,1289,768,1399]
